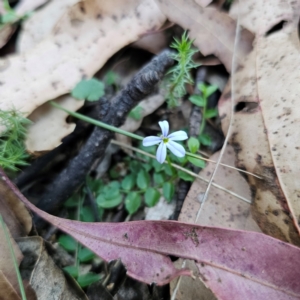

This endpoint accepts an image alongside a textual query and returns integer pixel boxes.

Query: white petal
[168,130,188,141]
[166,140,186,157]
[156,142,167,164]
[158,120,169,137]
[143,136,162,147]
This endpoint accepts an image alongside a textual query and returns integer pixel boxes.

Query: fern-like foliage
[0,110,31,171]
[166,32,199,108]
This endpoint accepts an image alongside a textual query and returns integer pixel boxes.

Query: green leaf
[125,192,141,215]
[77,273,101,288]
[58,235,77,252]
[64,195,79,208]
[197,83,207,94]
[178,171,194,182]
[199,134,211,146]
[145,187,160,207]
[152,159,164,172]
[80,206,95,222]
[187,137,200,154]
[121,174,135,191]
[71,78,105,101]
[129,160,141,173]
[63,266,78,278]
[153,173,165,185]
[136,169,150,189]
[204,108,218,119]
[129,106,143,120]
[205,85,218,97]
[187,156,206,168]
[163,164,174,176]
[104,70,119,86]
[1,11,18,24]
[78,248,95,263]
[85,176,103,194]
[97,194,122,209]
[188,95,206,107]
[103,181,120,199]
[142,163,152,172]
[163,182,175,202]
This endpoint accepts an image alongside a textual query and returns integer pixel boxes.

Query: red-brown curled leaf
[1,169,300,298]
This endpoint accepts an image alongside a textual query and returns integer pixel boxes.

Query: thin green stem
[50,101,143,141]
[0,214,27,300]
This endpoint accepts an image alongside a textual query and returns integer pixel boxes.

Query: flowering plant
[142,120,188,164]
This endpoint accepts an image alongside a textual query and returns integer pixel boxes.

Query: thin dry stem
[110,140,251,204]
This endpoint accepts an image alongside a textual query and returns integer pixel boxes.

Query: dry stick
[111,140,251,204]
[171,3,241,299]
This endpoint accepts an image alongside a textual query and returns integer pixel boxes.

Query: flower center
[162,137,169,143]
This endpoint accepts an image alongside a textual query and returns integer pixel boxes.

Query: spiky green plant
[0,110,31,171]
[166,32,199,108]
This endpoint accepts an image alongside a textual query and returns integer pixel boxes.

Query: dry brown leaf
[0,176,32,238]
[154,0,254,71]
[25,96,84,153]
[17,0,80,52]
[180,145,261,230]
[132,30,169,54]
[17,237,88,300]
[0,0,48,48]
[218,5,300,244]
[0,271,22,300]
[219,51,300,245]
[229,0,297,35]
[0,224,23,297]
[256,23,300,235]
[195,0,213,7]
[0,0,166,124]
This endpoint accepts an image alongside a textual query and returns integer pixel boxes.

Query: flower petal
[168,130,188,141]
[158,120,169,137]
[166,140,186,157]
[156,142,167,164]
[143,136,162,147]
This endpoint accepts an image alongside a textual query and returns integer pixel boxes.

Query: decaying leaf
[256,23,300,234]
[219,8,300,244]
[0,0,166,150]
[0,175,32,237]
[229,0,296,35]
[219,53,300,245]
[3,169,300,300]
[25,96,84,153]
[0,223,23,298]
[155,0,254,71]
[180,146,261,231]
[0,271,21,300]
[0,0,48,49]
[17,0,81,53]
[17,236,88,300]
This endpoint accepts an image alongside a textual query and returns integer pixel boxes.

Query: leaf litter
[1,0,300,299]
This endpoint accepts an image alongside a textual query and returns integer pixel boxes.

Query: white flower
[143,120,188,164]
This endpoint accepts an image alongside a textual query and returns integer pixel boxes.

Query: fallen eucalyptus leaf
[2,169,300,300]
